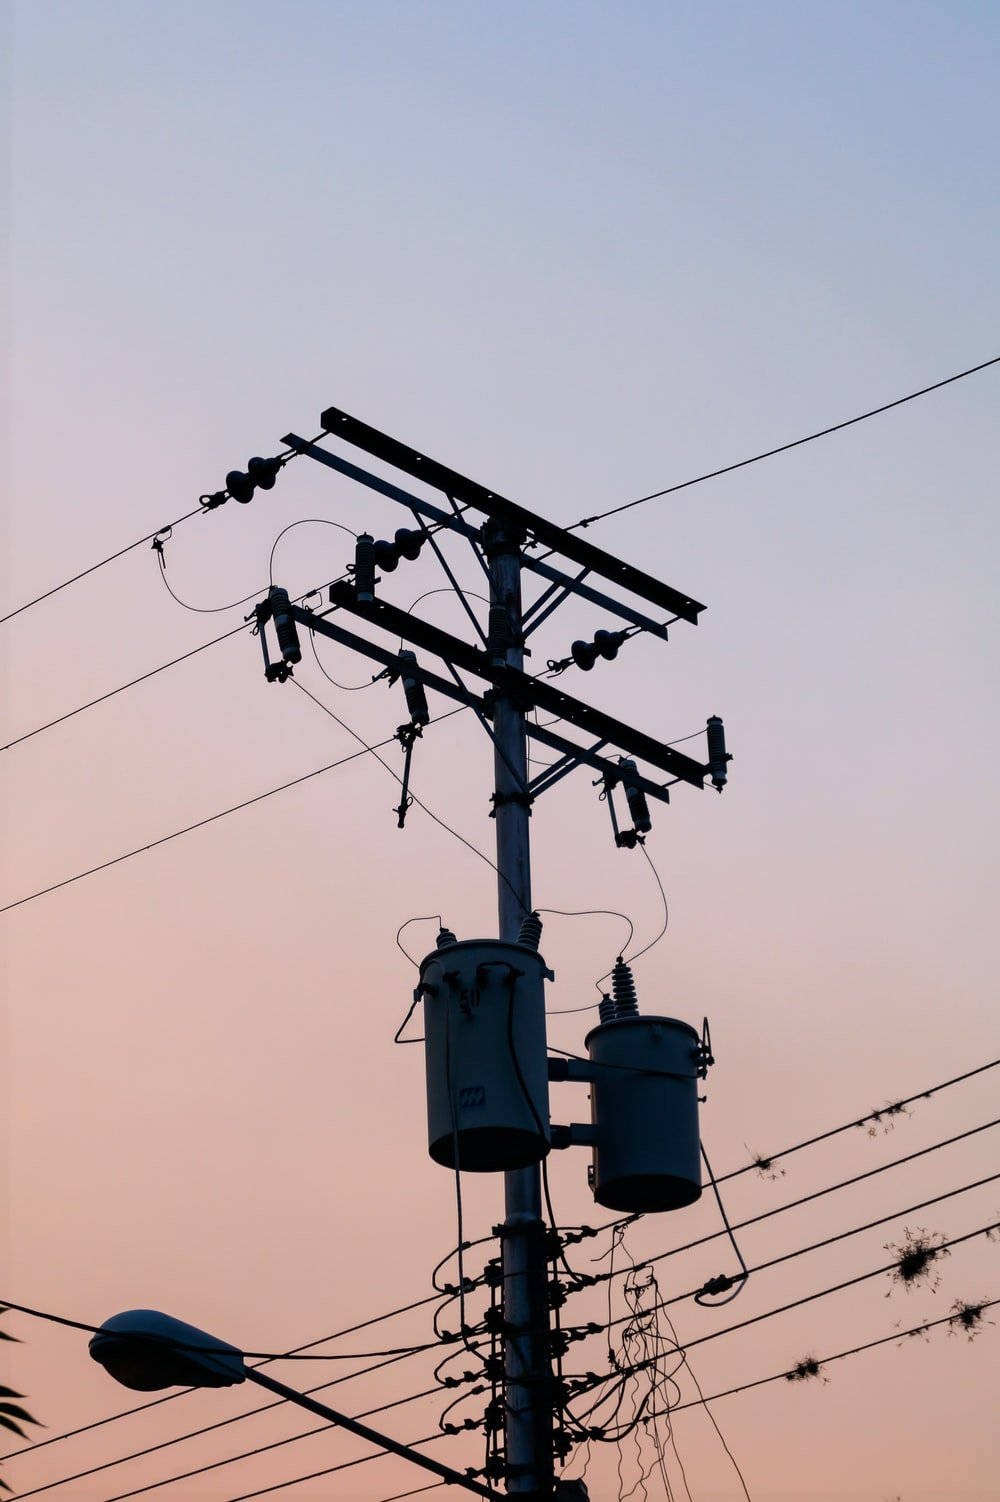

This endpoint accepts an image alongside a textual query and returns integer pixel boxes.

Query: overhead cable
[596,1168,1000,1334]
[0,707,467,916]
[667,1297,1000,1414]
[568,1217,998,1394]
[0,435,325,628]
[8,1353,449,1495]
[571,353,1000,530]
[595,1114,1000,1288]
[19,1386,450,1502]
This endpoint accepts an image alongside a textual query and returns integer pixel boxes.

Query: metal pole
[485,521,555,1501]
[246,1368,498,1498]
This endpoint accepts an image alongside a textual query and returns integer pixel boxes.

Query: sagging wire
[693,1141,750,1307]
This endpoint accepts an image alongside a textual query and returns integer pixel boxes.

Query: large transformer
[585,1010,703,1211]
[418,931,553,1172]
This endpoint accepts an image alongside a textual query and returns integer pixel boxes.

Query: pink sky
[4,4,999,1500]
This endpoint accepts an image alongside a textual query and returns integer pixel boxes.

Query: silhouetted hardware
[706,714,731,789]
[619,757,652,834]
[313,405,705,623]
[398,650,430,726]
[570,629,628,671]
[353,533,376,602]
[226,455,282,504]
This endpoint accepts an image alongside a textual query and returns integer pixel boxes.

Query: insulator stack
[354,533,376,601]
[399,650,430,725]
[226,456,281,504]
[435,926,458,949]
[372,527,426,573]
[611,958,639,1018]
[706,715,729,789]
[517,912,543,950]
[598,992,616,1024]
[268,586,301,665]
[618,758,652,835]
[571,628,627,672]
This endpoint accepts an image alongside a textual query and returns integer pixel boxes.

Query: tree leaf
[0,1416,28,1438]
[0,1388,24,1400]
[0,1403,38,1425]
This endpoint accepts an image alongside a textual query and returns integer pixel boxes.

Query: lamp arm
[245,1368,497,1499]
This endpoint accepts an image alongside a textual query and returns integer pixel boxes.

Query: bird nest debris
[884,1226,950,1295]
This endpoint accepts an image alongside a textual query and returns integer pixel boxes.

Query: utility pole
[485,520,555,1500]
[249,404,731,1502]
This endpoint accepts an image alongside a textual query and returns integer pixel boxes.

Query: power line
[571,353,1000,530]
[716,1057,1000,1187]
[219,1432,446,1502]
[8,352,997,637]
[1,622,247,754]
[597,1167,1000,1334]
[667,1296,1000,1415]
[598,1114,1000,1288]
[0,436,328,629]
[16,1381,452,1502]
[108,1430,448,1502]
[0,707,466,916]
[568,1218,998,1394]
[0,1296,444,1361]
[0,507,203,628]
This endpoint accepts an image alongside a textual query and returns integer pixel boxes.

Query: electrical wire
[0,506,204,627]
[692,1142,749,1307]
[569,353,1000,531]
[155,551,265,614]
[665,1296,1000,1414]
[3,1290,455,1462]
[0,433,330,629]
[716,1058,1000,1189]
[593,1114,1000,1288]
[1,570,351,755]
[112,1430,446,1502]
[268,518,358,584]
[10,355,998,631]
[291,678,523,910]
[624,844,669,968]
[0,621,248,754]
[309,622,382,690]
[0,1298,444,1360]
[567,1218,999,1393]
[0,706,467,916]
[13,1377,450,1501]
[592,1167,1000,1337]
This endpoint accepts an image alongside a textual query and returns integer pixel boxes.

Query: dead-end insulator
[517,911,543,950]
[611,958,639,1019]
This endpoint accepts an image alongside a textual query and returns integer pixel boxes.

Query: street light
[89,1310,496,1499]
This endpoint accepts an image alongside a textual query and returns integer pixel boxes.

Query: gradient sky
[3,4,999,1501]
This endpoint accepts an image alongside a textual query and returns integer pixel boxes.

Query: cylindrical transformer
[586,1015,702,1212]
[420,938,552,1172]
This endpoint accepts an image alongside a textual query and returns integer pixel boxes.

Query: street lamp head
[88,1310,246,1391]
